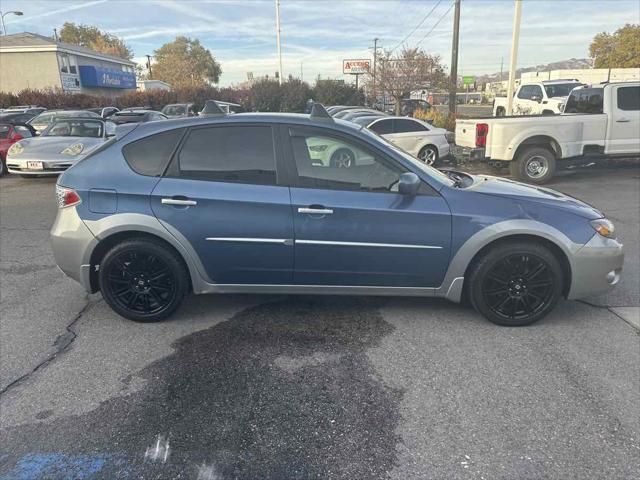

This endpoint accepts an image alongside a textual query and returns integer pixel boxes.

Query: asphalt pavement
[0,165,638,479]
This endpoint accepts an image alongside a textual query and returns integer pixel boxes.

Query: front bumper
[50,205,98,292]
[567,234,624,300]
[7,157,75,175]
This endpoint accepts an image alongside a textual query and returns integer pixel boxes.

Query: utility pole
[145,54,153,77]
[506,0,522,115]
[448,0,461,114]
[275,0,283,85]
[371,37,379,106]
[499,56,503,82]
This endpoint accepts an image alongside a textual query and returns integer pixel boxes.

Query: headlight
[309,144,328,152]
[590,218,615,238]
[61,142,85,156]
[8,142,24,156]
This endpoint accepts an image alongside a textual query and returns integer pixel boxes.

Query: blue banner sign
[79,66,136,89]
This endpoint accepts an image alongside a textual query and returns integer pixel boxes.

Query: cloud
[4,0,108,24]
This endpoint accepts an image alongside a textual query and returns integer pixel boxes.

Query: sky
[2,0,638,86]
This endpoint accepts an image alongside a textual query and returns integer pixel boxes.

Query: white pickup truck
[456,82,640,184]
[493,79,583,116]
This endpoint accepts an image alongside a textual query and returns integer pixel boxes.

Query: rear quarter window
[122,128,185,176]
[564,88,604,114]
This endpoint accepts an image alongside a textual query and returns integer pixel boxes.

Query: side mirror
[531,95,542,103]
[398,172,421,196]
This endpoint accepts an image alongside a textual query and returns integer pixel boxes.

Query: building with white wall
[0,32,137,95]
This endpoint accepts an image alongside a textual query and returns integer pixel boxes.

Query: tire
[541,110,555,116]
[418,145,439,166]
[0,155,5,177]
[98,237,189,322]
[330,148,355,168]
[468,241,563,326]
[510,146,556,185]
[495,107,506,117]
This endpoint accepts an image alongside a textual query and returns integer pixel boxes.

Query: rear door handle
[616,118,630,123]
[298,207,333,215]
[161,198,197,206]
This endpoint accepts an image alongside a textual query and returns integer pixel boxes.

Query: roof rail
[310,102,333,121]
[199,100,226,116]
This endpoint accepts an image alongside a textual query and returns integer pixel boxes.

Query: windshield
[359,127,455,187]
[43,119,104,138]
[544,83,582,98]
[162,105,187,116]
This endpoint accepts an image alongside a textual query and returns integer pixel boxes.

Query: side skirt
[192,277,465,303]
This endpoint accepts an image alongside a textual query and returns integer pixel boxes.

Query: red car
[0,123,36,176]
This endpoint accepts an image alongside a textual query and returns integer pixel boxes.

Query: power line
[389,0,443,52]
[415,1,455,47]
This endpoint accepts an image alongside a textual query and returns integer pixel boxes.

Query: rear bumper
[452,146,486,162]
[567,234,624,300]
[50,206,97,292]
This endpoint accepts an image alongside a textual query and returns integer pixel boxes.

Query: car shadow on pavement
[0,296,403,480]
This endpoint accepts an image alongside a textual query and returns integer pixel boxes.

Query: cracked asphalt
[0,165,639,479]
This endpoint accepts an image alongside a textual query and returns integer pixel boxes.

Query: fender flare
[436,219,580,302]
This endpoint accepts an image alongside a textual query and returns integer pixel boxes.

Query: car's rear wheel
[99,238,189,322]
[418,145,439,166]
[0,155,5,177]
[330,148,355,168]
[510,146,556,184]
[468,241,563,326]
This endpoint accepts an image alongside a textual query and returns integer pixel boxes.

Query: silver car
[27,110,100,134]
[6,117,116,176]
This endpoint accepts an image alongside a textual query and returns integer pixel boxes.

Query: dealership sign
[79,65,136,89]
[343,59,371,75]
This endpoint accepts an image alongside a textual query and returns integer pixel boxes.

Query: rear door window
[393,119,428,133]
[176,125,277,185]
[122,128,185,176]
[617,86,640,111]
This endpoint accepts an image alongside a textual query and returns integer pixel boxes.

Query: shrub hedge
[0,79,362,113]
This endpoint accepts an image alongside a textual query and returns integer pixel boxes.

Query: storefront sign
[343,59,371,75]
[79,65,136,89]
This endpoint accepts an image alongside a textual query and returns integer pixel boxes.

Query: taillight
[475,123,489,148]
[56,185,81,208]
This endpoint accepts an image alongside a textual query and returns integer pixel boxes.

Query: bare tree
[372,48,447,115]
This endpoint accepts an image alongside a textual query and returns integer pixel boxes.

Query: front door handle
[161,197,197,206]
[298,207,333,215]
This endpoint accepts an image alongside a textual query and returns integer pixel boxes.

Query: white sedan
[352,116,453,166]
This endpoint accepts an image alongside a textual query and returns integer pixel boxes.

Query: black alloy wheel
[99,238,189,322]
[468,242,563,326]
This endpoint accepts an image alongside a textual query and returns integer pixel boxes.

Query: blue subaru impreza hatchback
[50,104,623,326]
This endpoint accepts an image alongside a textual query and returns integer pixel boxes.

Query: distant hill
[476,58,592,84]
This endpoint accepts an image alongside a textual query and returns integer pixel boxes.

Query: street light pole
[372,37,379,107]
[0,10,24,35]
[448,0,461,114]
[506,0,522,116]
[275,0,283,85]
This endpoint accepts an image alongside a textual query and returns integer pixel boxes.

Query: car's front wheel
[99,237,189,322]
[0,155,5,177]
[330,148,355,168]
[468,241,563,326]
